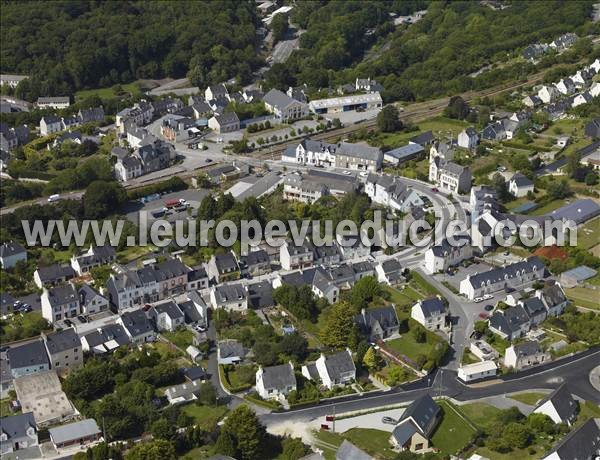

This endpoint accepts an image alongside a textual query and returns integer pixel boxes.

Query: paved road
[260,349,600,426]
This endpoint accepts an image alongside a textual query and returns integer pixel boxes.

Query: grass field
[382,285,422,307]
[410,271,442,297]
[75,81,142,100]
[162,329,195,349]
[371,116,470,149]
[565,287,600,310]
[508,392,548,406]
[313,428,397,460]
[431,401,478,455]
[458,402,503,431]
[385,322,442,363]
[576,217,600,249]
[182,403,228,431]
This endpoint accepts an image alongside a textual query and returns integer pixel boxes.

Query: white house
[457,361,498,383]
[508,173,534,197]
[255,362,296,401]
[424,235,473,274]
[149,300,185,332]
[209,284,248,312]
[0,412,38,455]
[41,284,80,324]
[533,383,578,426]
[411,297,447,331]
[458,128,479,150]
[301,349,355,390]
[504,341,550,370]
[263,88,308,121]
[117,310,156,344]
[280,239,314,271]
[536,283,568,317]
[538,85,559,104]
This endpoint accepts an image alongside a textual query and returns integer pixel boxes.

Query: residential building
[283,169,358,203]
[522,43,548,61]
[8,340,50,378]
[522,94,543,108]
[78,106,105,124]
[389,394,441,453]
[256,362,297,400]
[410,131,435,146]
[80,324,130,354]
[187,265,209,291]
[0,241,27,269]
[354,306,399,341]
[118,309,156,344]
[541,418,600,460]
[240,249,271,276]
[538,85,559,104]
[208,112,240,133]
[571,91,593,108]
[78,284,110,315]
[39,115,62,136]
[280,239,314,270]
[106,270,145,309]
[504,341,550,370]
[207,251,240,283]
[336,440,372,460]
[488,305,531,341]
[282,138,383,172]
[177,291,208,327]
[263,88,308,121]
[424,235,473,274]
[41,284,80,323]
[355,77,383,93]
[533,383,578,426]
[555,78,576,95]
[312,243,342,267]
[70,245,116,275]
[482,121,506,141]
[459,257,546,300]
[42,328,82,376]
[48,419,101,449]
[0,74,28,88]
[457,361,498,383]
[0,412,38,455]
[37,97,70,109]
[411,297,447,331]
[205,84,229,102]
[114,155,143,181]
[550,33,578,50]
[34,264,76,288]
[149,300,185,332]
[217,339,246,365]
[585,118,600,138]
[508,173,534,197]
[520,297,547,326]
[210,283,248,311]
[365,174,424,213]
[308,92,382,114]
[301,349,356,389]
[247,280,276,309]
[165,380,202,405]
[429,142,471,193]
[536,283,568,316]
[376,258,404,286]
[160,115,196,142]
[458,127,479,150]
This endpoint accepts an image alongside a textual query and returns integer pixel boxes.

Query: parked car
[431,187,439,192]
[474,297,484,303]
[482,294,493,301]
[484,304,494,311]
[382,416,397,425]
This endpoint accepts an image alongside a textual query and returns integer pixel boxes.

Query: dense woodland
[0,1,263,99]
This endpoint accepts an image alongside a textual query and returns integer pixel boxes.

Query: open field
[431,401,478,456]
[508,392,548,406]
[75,81,143,100]
[565,287,600,310]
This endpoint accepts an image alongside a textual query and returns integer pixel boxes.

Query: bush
[127,176,187,200]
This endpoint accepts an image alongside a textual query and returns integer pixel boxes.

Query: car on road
[484,304,494,311]
[382,416,397,425]
[48,194,60,202]
[430,187,439,192]
[474,297,484,303]
[343,171,352,175]
[482,294,493,301]
[479,312,489,319]
[205,158,212,163]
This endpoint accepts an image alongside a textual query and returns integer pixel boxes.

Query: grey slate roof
[120,309,154,337]
[83,324,130,348]
[513,340,542,357]
[152,300,184,320]
[242,249,270,267]
[355,306,399,336]
[511,173,534,188]
[47,284,78,307]
[36,264,75,283]
[543,418,600,460]
[521,297,546,317]
[0,412,36,440]
[466,257,546,289]
[540,284,567,307]
[177,300,202,323]
[44,328,80,354]
[165,380,201,400]
[409,131,434,146]
[247,280,275,309]
[0,241,26,258]
[218,340,245,360]
[213,283,246,304]
[489,305,530,335]
[323,350,355,381]
[214,252,239,273]
[260,362,295,391]
[430,234,471,257]
[335,440,372,460]
[547,199,600,224]
[8,340,49,369]
[418,297,447,318]
[398,394,440,436]
[49,418,100,444]
[263,88,299,110]
[536,383,577,423]
[78,284,104,308]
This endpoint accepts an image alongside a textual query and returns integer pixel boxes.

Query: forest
[0,1,263,99]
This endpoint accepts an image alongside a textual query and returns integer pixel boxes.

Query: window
[415,443,424,451]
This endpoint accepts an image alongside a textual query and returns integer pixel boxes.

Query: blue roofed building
[383,143,425,165]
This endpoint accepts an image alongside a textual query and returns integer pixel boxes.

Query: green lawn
[458,402,503,431]
[461,349,480,365]
[312,430,344,460]
[116,245,157,264]
[182,403,228,431]
[313,428,396,460]
[409,271,442,297]
[508,392,548,406]
[565,287,600,310]
[75,81,142,100]
[431,401,478,455]
[162,329,195,350]
[576,401,600,426]
[385,322,442,363]
[575,217,599,249]
[0,311,52,343]
[382,285,422,308]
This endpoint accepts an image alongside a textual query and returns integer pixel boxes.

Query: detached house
[256,362,296,401]
[488,305,531,341]
[217,339,247,365]
[376,259,404,286]
[208,112,240,133]
[533,383,578,426]
[504,340,550,370]
[389,394,441,453]
[458,127,479,150]
[40,116,62,136]
[411,297,447,331]
[263,88,308,121]
[508,173,534,198]
[301,349,356,390]
[542,418,600,460]
[520,297,547,326]
[354,306,400,341]
[118,309,156,344]
[210,283,248,311]
[0,241,27,269]
[70,245,116,275]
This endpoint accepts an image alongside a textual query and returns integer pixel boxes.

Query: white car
[359,171,368,177]
[474,297,484,303]
[343,171,352,175]
[482,294,493,301]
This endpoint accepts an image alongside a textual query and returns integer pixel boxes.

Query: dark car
[205,158,212,163]
[484,304,494,311]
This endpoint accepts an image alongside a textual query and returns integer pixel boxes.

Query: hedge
[127,176,187,200]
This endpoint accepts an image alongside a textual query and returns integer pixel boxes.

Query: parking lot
[123,188,211,225]
[314,406,409,434]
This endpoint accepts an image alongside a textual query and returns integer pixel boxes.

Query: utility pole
[332,404,336,433]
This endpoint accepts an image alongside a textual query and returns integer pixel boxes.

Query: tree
[348,276,382,311]
[198,382,217,406]
[280,437,309,460]
[444,96,470,120]
[412,327,426,343]
[526,413,555,435]
[150,418,177,441]
[271,14,289,44]
[547,179,572,200]
[83,181,127,219]
[124,439,176,460]
[362,347,384,371]
[377,105,402,132]
[502,422,532,449]
[585,171,598,185]
[221,405,266,460]
[278,332,308,361]
[492,173,512,203]
[320,301,359,349]
[214,430,237,457]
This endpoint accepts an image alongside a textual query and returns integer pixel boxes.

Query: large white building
[308,92,382,114]
[263,88,308,121]
[255,362,296,401]
[282,138,382,172]
[428,141,471,194]
[424,235,473,274]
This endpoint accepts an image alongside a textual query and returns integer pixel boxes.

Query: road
[260,348,600,426]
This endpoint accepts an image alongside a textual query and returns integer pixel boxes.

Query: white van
[48,194,60,202]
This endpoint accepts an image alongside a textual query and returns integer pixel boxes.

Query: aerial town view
[1,1,600,459]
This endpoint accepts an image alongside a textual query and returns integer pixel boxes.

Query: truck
[48,194,60,202]
[165,198,186,209]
